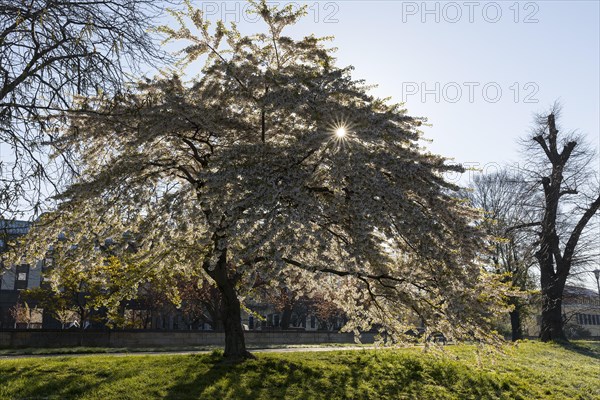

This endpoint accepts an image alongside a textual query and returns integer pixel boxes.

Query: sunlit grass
[0,343,372,357]
[0,341,598,399]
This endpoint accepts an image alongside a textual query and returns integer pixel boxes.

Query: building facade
[0,220,345,332]
[526,285,600,338]
[0,220,44,328]
[562,285,600,338]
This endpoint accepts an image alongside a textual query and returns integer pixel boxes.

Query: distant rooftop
[564,285,599,298]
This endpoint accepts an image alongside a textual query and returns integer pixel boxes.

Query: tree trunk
[530,113,600,343]
[206,299,225,331]
[509,304,523,341]
[539,275,567,342]
[205,250,254,360]
[221,289,250,359]
[280,304,292,330]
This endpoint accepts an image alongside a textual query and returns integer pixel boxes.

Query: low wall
[0,330,376,348]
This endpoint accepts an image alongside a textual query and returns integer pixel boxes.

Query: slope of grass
[0,341,598,399]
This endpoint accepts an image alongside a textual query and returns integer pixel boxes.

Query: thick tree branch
[505,221,541,233]
[281,257,406,285]
[533,135,553,162]
[561,194,600,269]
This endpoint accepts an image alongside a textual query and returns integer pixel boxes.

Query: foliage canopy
[17,1,509,356]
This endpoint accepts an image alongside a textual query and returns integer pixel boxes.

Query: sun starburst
[335,126,347,138]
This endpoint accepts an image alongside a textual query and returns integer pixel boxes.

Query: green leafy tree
[23,256,168,329]
[19,1,510,359]
[23,260,104,330]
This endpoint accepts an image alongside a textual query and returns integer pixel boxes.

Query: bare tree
[523,105,600,341]
[469,169,540,341]
[0,0,171,217]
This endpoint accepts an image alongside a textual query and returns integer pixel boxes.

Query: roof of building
[564,285,599,298]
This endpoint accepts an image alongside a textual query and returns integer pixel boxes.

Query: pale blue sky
[3,1,597,284]
[184,0,599,181]
[176,1,599,287]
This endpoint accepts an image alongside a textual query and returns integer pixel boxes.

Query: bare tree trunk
[509,305,523,341]
[205,250,253,360]
[206,297,225,331]
[539,274,567,341]
[531,113,599,343]
[280,304,293,330]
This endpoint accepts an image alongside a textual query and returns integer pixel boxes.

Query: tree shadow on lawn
[163,353,359,400]
[0,357,122,399]
[161,351,517,400]
[0,350,534,399]
[557,341,600,360]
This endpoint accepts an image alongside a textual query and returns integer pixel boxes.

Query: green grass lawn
[0,341,598,399]
[0,342,370,357]
[0,345,218,357]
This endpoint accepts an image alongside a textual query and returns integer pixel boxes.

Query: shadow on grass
[162,352,358,400]
[557,341,600,360]
[0,350,544,399]
[160,351,517,400]
[0,357,120,399]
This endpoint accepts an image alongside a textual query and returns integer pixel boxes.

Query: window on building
[310,316,316,329]
[248,316,254,330]
[15,265,29,290]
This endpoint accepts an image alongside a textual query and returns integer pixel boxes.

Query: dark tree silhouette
[525,107,600,341]
[0,0,171,216]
